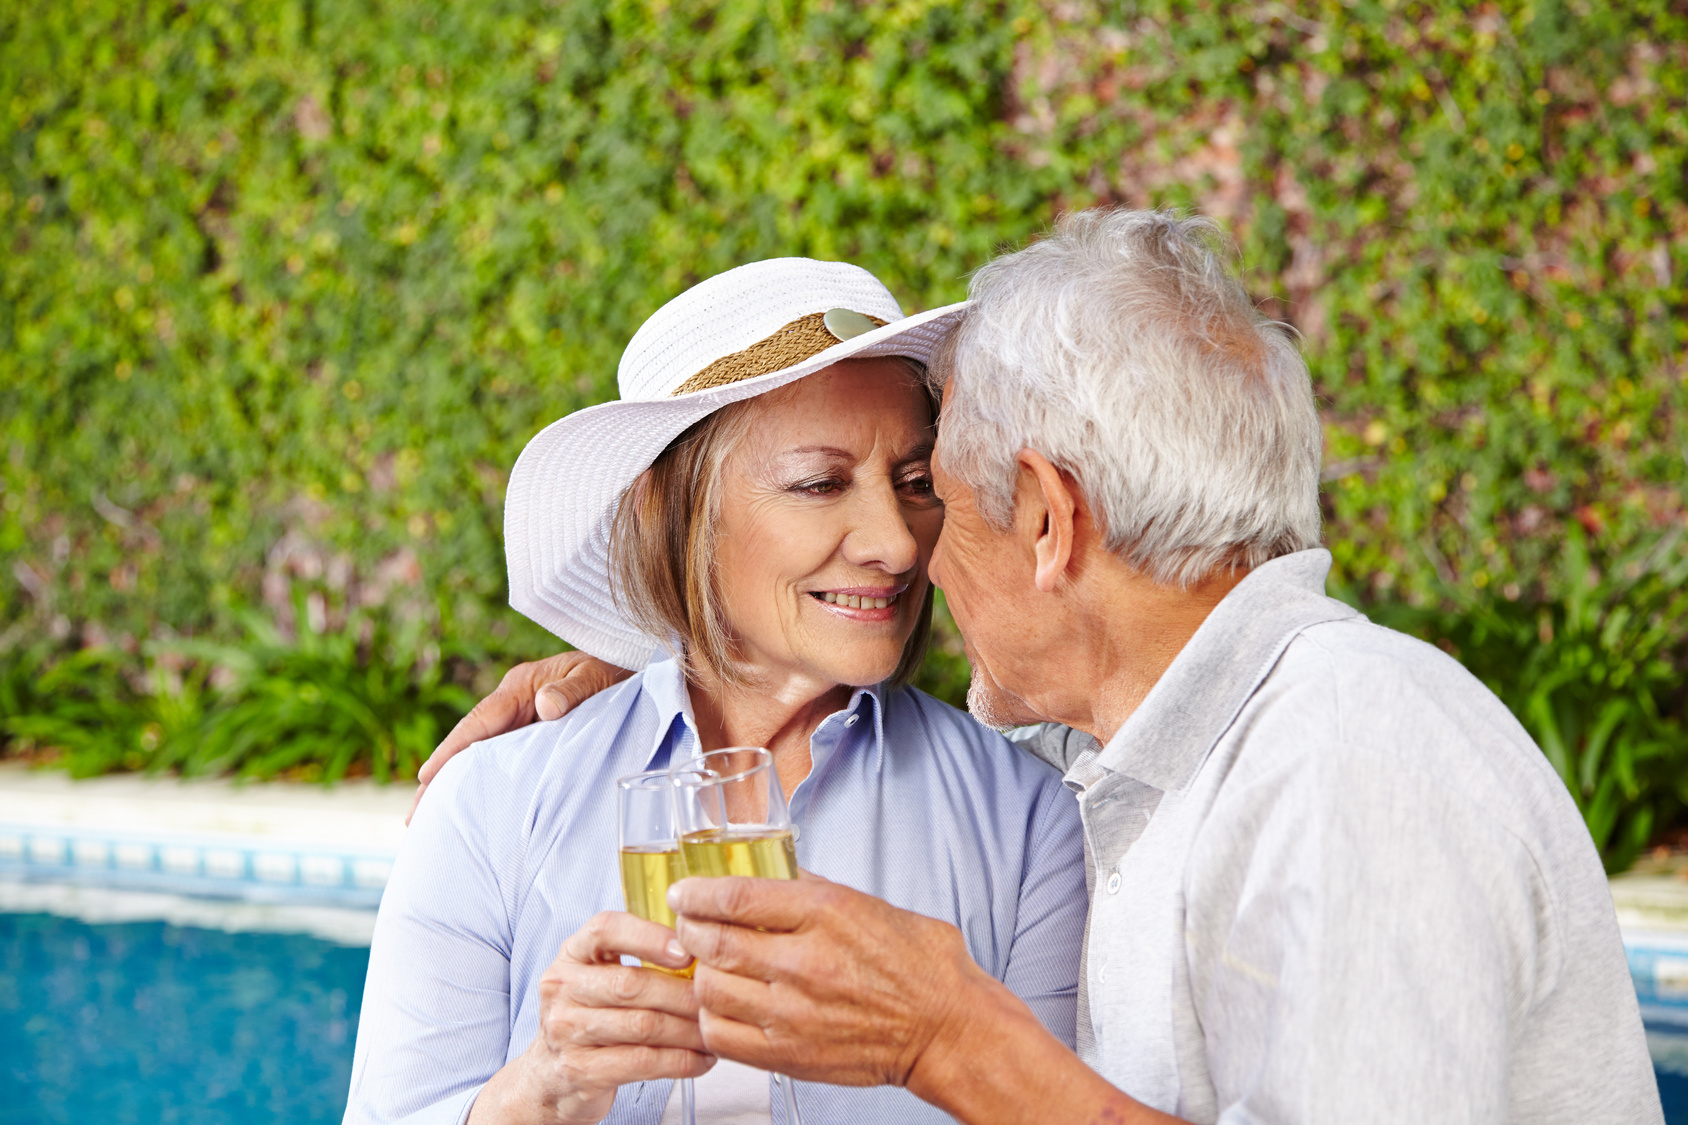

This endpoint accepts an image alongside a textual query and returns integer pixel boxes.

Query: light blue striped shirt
[346,659,1086,1125]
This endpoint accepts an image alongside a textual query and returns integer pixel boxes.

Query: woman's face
[713,358,942,691]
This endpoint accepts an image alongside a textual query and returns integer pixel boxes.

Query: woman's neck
[686,667,853,799]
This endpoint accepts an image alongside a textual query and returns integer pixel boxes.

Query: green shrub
[1,598,475,782]
[1,1,1684,863]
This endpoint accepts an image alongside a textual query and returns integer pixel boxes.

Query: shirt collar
[640,658,699,771]
[637,658,889,775]
[1083,548,1358,794]
[834,680,888,775]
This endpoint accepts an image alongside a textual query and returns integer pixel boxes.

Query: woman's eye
[899,475,934,495]
[796,479,844,495]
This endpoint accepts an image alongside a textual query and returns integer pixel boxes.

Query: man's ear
[1017,450,1077,594]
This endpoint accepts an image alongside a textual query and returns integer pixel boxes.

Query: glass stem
[777,1073,803,1124]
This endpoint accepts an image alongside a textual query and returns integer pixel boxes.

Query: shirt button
[844,714,859,727]
[1106,870,1121,895]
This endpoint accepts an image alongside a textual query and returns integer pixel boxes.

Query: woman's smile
[808,583,909,621]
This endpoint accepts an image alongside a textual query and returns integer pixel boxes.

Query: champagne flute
[669,747,804,1125]
[617,769,697,1125]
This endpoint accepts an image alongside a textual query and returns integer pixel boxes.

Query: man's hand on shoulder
[408,652,632,823]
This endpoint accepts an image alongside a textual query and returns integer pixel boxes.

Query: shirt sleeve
[343,749,518,1125]
[1000,775,1089,1048]
[1189,714,1552,1124]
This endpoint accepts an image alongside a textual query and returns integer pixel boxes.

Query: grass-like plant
[1,600,475,784]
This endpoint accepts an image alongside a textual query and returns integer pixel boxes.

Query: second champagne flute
[669,747,803,1125]
[617,769,696,1125]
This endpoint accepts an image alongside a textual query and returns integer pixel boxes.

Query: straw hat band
[670,310,887,396]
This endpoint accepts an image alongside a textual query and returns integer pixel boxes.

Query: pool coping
[0,763,408,913]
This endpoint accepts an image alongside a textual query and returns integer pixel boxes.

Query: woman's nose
[840,485,920,576]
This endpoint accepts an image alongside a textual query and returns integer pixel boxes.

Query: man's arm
[668,875,1184,1125]
[409,652,631,821]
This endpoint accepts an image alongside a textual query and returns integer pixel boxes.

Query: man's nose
[928,527,950,592]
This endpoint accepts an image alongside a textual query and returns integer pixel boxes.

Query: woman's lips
[808,586,906,621]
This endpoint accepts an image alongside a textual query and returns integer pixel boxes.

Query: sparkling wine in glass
[617,769,696,1125]
[670,747,804,1125]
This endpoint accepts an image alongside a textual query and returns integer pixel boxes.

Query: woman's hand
[468,911,711,1125]
[410,653,633,823]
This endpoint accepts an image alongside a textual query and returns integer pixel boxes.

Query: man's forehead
[928,445,966,507]
[933,372,955,411]
[929,437,952,478]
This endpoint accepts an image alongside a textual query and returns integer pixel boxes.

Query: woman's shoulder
[880,685,1066,787]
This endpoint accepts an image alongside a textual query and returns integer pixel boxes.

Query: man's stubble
[966,665,1028,732]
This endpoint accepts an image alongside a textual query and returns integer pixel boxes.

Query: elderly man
[419,209,1659,1123]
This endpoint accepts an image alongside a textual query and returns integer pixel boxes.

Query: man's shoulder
[1265,615,1527,740]
[1294,612,1475,676]
[1234,615,1582,845]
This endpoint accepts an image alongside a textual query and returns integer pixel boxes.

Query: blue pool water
[4,907,1685,1121]
[0,911,368,1125]
[1634,969,1688,1124]
[1652,1037,1688,1122]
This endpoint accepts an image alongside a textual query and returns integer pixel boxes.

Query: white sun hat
[504,257,968,670]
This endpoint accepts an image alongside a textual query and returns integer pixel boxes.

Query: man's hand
[669,873,990,1089]
[467,912,711,1125]
[409,652,632,822]
[669,875,1181,1125]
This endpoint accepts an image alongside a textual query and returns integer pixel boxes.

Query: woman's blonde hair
[606,369,935,689]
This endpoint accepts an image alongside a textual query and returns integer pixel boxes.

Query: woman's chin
[777,599,920,687]
[792,646,907,691]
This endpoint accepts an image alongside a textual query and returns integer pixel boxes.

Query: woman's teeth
[817,592,897,610]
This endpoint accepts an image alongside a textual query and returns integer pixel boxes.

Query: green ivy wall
[2,0,1684,865]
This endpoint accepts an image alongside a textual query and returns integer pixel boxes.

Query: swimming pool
[1632,934,1688,1123]
[4,906,1684,1121]
[0,910,368,1124]
[1650,1026,1688,1122]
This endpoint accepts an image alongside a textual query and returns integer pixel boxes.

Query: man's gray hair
[934,208,1323,587]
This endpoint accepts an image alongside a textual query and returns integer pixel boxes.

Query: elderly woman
[345,260,1086,1125]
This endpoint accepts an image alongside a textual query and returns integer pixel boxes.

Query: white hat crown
[616,258,909,401]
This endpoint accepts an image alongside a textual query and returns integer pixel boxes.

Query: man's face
[928,436,1050,730]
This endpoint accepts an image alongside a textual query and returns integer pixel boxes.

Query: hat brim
[505,300,968,668]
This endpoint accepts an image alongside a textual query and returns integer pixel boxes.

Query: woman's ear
[1016,450,1077,594]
